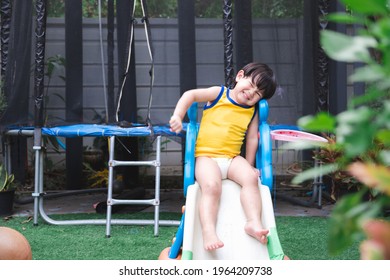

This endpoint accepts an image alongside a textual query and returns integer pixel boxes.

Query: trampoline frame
[4,126,180,237]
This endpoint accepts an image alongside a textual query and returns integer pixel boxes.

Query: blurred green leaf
[350,87,389,107]
[348,162,390,195]
[380,151,390,165]
[321,30,377,62]
[292,163,338,185]
[377,101,390,127]
[329,191,382,255]
[336,106,372,126]
[372,17,390,46]
[377,129,390,145]
[279,140,326,152]
[338,127,374,158]
[349,64,385,83]
[326,12,366,24]
[340,0,389,15]
[336,108,374,158]
[297,112,336,133]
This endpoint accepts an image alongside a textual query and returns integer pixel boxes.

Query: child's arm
[245,111,259,167]
[169,86,220,133]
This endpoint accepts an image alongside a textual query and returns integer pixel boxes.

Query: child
[169,62,277,251]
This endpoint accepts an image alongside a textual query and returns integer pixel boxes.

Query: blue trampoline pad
[43,124,151,137]
[40,124,184,138]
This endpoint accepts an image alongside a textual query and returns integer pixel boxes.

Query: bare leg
[228,156,269,244]
[195,157,224,251]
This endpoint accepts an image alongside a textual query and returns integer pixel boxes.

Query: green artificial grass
[276,216,360,260]
[0,213,360,260]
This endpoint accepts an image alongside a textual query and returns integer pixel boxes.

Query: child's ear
[235,70,245,81]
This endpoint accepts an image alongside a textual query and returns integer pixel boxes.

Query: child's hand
[169,115,182,133]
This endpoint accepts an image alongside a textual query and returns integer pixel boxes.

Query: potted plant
[0,164,15,216]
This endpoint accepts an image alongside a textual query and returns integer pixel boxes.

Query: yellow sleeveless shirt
[195,86,256,158]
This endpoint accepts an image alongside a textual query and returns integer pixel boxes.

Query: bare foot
[245,221,269,244]
[203,231,224,251]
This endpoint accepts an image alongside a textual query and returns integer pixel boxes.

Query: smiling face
[230,70,263,107]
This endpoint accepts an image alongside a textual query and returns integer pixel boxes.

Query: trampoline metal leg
[33,145,44,225]
[105,136,116,238]
[154,136,161,237]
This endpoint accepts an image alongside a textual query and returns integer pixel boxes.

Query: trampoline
[5,124,182,237]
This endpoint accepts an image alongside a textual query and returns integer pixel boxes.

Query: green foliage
[251,0,304,19]
[46,0,303,19]
[321,30,377,63]
[0,164,15,192]
[82,0,108,18]
[297,112,336,133]
[142,0,177,18]
[195,0,222,18]
[329,191,382,254]
[340,0,388,15]
[46,0,65,17]
[47,0,108,18]
[294,0,390,258]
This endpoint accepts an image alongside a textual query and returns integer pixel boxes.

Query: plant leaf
[0,165,6,192]
[377,129,390,145]
[336,107,375,158]
[379,151,390,165]
[292,163,339,185]
[360,219,390,260]
[340,0,389,15]
[321,30,377,62]
[329,191,382,255]
[326,12,366,25]
[297,112,336,133]
[348,162,390,195]
[349,64,386,83]
[0,165,13,192]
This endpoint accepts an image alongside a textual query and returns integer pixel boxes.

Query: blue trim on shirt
[227,87,252,109]
[203,86,225,110]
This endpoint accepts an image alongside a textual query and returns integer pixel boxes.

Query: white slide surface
[182,179,277,260]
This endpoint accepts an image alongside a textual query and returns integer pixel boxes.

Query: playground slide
[159,100,286,260]
[179,179,285,260]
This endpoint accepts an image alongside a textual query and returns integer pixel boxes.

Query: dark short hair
[241,62,277,100]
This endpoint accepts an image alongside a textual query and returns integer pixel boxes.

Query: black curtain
[302,0,319,117]
[178,0,197,168]
[1,1,33,184]
[234,0,253,71]
[65,0,83,189]
[1,1,32,127]
[106,0,116,123]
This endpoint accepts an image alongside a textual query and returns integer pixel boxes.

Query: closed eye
[249,81,262,97]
